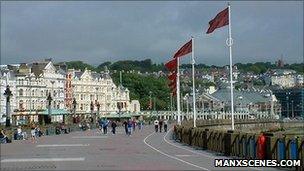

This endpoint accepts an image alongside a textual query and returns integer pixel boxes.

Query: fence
[173,126,304,171]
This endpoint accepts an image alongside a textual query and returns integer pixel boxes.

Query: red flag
[172,88,177,96]
[168,80,176,89]
[168,72,176,80]
[165,58,177,72]
[168,79,176,87]
[206,7,229,34]
[173,40,192,58]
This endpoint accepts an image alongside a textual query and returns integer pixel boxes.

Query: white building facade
[0,69,17,124]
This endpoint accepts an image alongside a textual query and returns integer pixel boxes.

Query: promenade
[0,125,281,171]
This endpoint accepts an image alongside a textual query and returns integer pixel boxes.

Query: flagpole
[176,56,181,125]
[227,3,235,130]
[191,37,197,128]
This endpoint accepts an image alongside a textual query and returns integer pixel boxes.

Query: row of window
[18,100,64,110]
[18,89,64,97]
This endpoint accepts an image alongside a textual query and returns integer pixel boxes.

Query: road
[1,125,281,170]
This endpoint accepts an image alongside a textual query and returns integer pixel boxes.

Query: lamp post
[4,85,13,127]
[184,93,189,120]
[47,92,53,124]
[291,100,294,118]
[72,98,77,123]
[286,92,290,118]
[149,91,152,118]
[90,101,94,124]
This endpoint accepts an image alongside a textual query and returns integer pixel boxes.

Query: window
[19,89,24,96]
[19,100,23,109]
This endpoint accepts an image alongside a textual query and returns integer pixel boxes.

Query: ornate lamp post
[96,102,100,123]
[46,92,53,124]
[90,101,95,123]
[72,98,77,123]
[4,85,13,127]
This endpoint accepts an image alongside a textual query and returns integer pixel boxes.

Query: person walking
[30,125,36,143]
[102,118,109,134]
[132,119,136,132]
[127,119,133,136]
[154,119,159,132]
[111,120,117,134]
[138,120,143,130]
[123,120,128,135]
[159,119,163,133]
[164,120,168,132]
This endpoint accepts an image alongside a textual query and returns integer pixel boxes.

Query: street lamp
[47,92,53,124]
[72,98,77,123]
[291,100,294,118]
[286,92,291,118]
[4,85,13,127]
[183,93,189,120]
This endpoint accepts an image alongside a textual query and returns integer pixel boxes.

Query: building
[68,68,130,115]
[4,60,68,124]
[264,69,297,88]
[0,69,17,124]
[273,87,304,118]
[197,87,281,118]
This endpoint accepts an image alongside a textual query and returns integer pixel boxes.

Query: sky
[1,1,303,66]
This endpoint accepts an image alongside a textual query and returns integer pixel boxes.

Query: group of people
[0,129,10,143]
[122,119,144,136]
[0,125,43,144]
[154,119,168,133]
[97,118,118,135]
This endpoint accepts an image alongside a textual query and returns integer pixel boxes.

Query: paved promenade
[1,125,280,170]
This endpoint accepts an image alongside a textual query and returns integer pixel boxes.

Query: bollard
[223,130,233,156]
[264,132,273,160]
[257,133,266,159]
[290,139,298,160]
[202,129,208,150]
[278,138,286,161]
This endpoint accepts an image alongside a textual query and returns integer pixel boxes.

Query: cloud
[1,1,303,66]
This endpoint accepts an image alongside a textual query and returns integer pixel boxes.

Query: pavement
[0,125,282,170]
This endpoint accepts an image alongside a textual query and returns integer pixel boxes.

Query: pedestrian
[154,119,159,132]
[159,119,163,133]
[138,120,143,130]
[0,129,9,143]
[164,120,168,132]
[132,119,136,132]
[123,120,128,135]
[111,120,117,134]
[98,118,103,133]
[127,119,133,136]
[102,118,109,134]
[30,125,36,143]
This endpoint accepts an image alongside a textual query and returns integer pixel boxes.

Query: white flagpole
[176,56,181,125]
[227,3,235,130]
[191,37,197,128]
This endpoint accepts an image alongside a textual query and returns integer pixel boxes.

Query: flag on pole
[168,72,177,80]
[206,7,229,34]
[165,58,177,72]
[173,40,192,58]
[168,79,176,87]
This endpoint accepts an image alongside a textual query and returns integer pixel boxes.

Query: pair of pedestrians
[123,119,133,136]
[154,119,168,133]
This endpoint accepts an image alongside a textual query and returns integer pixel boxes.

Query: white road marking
[1,157,85,163]
[165,128,262,171]
[143,131,209,171]
[72,136,107,139]
[36,144,89,147]
[175,154,193,157]
[163,128,217,159]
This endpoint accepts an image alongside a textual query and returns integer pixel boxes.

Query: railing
[173,126,304,171]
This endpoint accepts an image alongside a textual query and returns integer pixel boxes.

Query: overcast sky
[1,1,303,66]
